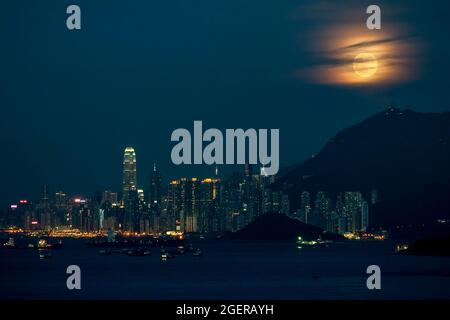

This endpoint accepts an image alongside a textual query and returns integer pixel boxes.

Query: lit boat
[143,250,151,256]
[296,236,318,247]
[296,235,332,247]
[3,237,16,248]
[37,239,50,249]
[160,252,175,260]
[192,248,203,257]
[177,246,185,254]
[39,250,52,259]
[395,244,409,253]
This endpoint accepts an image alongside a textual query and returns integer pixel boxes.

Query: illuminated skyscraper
[300,191,311,224]
[40,185,50,208]
[199,178,221,232]
[138,189,145,203]
[335,193,347,234]
[312,191,330,230]
[272,191,281,213]
[101,190,118,206]
[262,188,272,214]
[124,186,140,232]
[122,147,137,202]
[188,178,200,233]
[55,191,69,227]
[167,179,181,231]
[149,163,162,211]
[344,192,363,232]
[281,194,290,215]
[71,197,90,232]
[38,184,52,230]
[361,200,369,232]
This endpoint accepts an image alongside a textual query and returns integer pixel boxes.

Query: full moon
[353,53,378,78]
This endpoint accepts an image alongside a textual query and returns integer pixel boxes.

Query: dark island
[405,234,450,256]
[227,213,345,242]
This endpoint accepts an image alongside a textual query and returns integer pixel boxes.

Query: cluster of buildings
[118,147,288,234]
[293,190,375,235]
[0,147,372,236]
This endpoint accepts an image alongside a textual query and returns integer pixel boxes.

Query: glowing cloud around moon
[295,21,420,86]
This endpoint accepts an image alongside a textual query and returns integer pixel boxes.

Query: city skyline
[2,0,450,303]
[2,0,450,207]
[4,105,450,234]
[1,144,372,237]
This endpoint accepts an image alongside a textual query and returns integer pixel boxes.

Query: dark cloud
[336,34,416,52]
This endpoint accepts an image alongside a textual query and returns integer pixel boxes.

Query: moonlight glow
[353,53,378,78]
[295,21,420,86]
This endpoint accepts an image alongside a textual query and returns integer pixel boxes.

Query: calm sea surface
[1,238,450,299]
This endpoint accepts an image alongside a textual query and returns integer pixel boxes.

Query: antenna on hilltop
[387,100,397,110]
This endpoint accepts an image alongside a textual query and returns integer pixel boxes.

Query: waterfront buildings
[1,147,374,236]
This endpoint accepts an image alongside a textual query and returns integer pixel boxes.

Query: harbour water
[1,239,450,300]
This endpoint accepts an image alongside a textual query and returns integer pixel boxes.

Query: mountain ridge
[274,107,450,227]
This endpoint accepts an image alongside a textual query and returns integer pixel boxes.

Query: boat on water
[39,250,52,259]
[127,248,151,256]
[99,249,112,255]
[113,248,128,254]
[38,239,51,249]
[160,251,175,260]
[3,237,15,248]
[2,237,63,250]
[192,248,203,257]
[296,236,332,248]
[395,244,409,253]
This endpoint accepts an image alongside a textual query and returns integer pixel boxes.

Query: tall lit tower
[122,147,137,202]
[300,191,311,224]
[149,163,162,210]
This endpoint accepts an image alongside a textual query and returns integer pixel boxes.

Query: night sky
[1,0,450,204]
